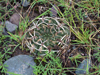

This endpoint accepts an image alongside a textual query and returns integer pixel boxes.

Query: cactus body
[25,17,70,56]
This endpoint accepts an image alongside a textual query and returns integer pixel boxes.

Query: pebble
[10,13,20,26]
[4,55,35,75]
[21,0,30,7]
[72,46,76,50]
[50,5,58,17]
[67,49,71,53]
[5,21,18,33]
[75,59,91,75]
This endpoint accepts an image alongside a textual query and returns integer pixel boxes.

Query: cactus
[25,17,70,56]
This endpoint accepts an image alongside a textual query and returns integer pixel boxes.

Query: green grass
[0,0,100,75]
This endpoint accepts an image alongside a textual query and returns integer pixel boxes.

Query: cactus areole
[25,17,70,56]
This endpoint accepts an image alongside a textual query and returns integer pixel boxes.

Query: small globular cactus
[25,17,70,56]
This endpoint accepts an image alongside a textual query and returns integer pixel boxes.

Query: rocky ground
[0,0,100,75]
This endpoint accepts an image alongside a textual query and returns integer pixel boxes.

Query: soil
[0,0,100,75]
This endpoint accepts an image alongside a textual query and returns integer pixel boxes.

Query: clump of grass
[33,52,66,75]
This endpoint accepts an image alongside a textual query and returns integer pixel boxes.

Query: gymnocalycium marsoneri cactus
[25,17,71,56]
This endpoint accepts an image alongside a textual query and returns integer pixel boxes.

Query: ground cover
[0,0,100,75]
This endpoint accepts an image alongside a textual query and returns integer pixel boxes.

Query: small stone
[75,59,91,75]
[5,21,18,33]
[50,5,58,17]
[67,49,71,53]
[72,46,76,50]
[21,0,30,7]
[98,35,100,39]
[4,55,35,75]
[10,13,20,26]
